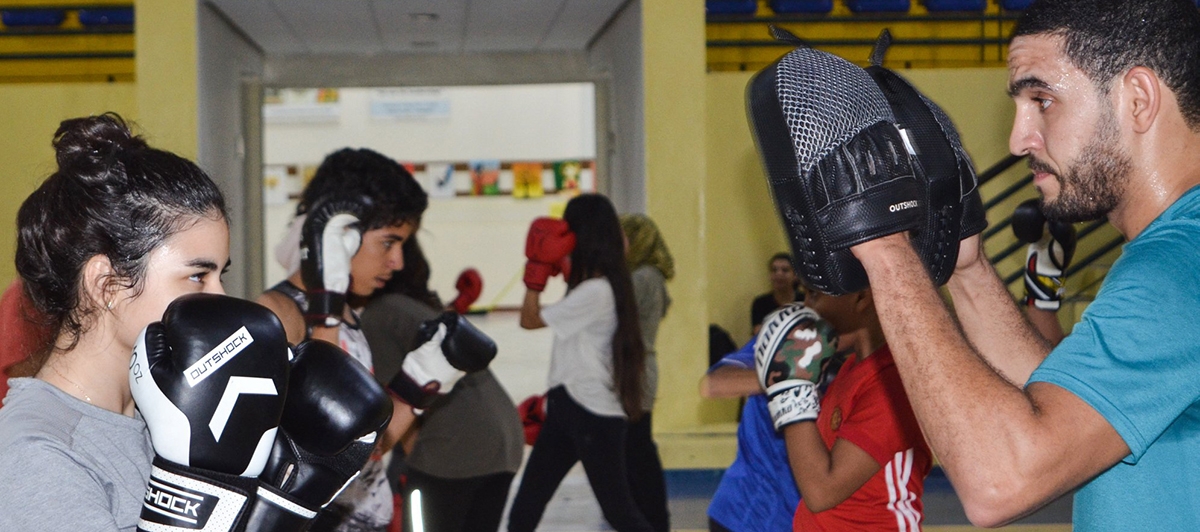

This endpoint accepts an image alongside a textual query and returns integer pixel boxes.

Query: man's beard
[1032,109,1132,223]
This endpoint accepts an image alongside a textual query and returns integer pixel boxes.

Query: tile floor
[466,311,1073,532]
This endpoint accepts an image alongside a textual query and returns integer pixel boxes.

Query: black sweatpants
[625,412,670,532]
[403,468,514,532]
[506,386,653,532]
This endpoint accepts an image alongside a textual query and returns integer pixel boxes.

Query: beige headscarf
[620,214,674,280]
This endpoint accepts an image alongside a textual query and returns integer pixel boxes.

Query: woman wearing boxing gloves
[507,194,654,532]
[0,113,234,530]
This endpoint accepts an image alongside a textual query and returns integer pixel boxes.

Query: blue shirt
[706,340,801,532]
[1028,185,1200,531]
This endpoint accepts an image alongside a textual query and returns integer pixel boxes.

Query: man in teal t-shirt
[1028,188,1200,529]
[833,0,1200,530]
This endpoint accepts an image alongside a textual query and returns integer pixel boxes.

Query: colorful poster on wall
[470,160,501,196]
[553,161,583,192]
[424,163,456,198]
[510,162,545,199]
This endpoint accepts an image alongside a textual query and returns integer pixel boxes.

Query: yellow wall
[0,83,136,285]
[704,72,790,349]
[642,0,710,439]
[0,0,199,285]
[134,0,197,158]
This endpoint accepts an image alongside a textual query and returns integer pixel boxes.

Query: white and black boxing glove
[387,312,498,411]
[129,294,291,532]
[243,340,394,532]
[300,196,371,328]
[1012,199,1077,310]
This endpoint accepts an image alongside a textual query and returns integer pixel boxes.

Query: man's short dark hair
[1012,0,1200,130]
[769,252,794,269]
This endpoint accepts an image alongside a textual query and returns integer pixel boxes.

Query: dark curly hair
[16,112,227,360]
[297,148,428,231]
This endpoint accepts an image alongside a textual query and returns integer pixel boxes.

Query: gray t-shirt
[0,378,153,531]
[631,265,669,412]
[361,294,524,479]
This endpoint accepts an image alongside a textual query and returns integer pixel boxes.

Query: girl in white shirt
[508,194,654,532]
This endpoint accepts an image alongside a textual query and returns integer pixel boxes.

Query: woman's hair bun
[52,112,148,172]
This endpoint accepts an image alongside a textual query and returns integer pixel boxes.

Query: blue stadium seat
[770,0,834,14]
[999,0,1035,9]
[846,0,911,13]
[707,0,758,15]
[925,0,986,11]
[78,8,134,26]
[1,9,65,27]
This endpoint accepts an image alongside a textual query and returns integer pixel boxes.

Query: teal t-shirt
[1027,186,1200,531]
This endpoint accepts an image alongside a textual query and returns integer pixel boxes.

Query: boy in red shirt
[755,289,931,531]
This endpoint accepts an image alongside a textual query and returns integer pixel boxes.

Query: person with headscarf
[620,213,674,532]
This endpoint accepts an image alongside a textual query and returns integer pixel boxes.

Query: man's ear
[1123,66,1161,134]
[81,254,117,311]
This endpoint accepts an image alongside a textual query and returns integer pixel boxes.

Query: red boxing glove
[523,217,575,291]
[517,393,548,446]
[451,268,483,314]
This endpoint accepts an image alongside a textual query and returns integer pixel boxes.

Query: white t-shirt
[542,278,624,418]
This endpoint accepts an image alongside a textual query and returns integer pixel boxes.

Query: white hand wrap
[766,380,820,431]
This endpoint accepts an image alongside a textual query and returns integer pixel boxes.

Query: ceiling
[207,0,629,56]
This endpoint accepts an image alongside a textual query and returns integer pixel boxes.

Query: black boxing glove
[1012,199,1076,310]
[747,45,924,295]
[129,294,291,532]
[387,312,498,411]
[866,29,986,287]
[243,340,394,532]
[300,196,372,328]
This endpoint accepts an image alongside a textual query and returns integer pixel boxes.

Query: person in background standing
[507,194,653,532]
[620,213,673,532]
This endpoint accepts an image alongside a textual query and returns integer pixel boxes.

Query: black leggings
[402,468,514,532]
[506,386,653,532]
[626,412,670,532]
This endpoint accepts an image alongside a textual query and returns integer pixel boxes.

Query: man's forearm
[945,256,1051,386]
[852,236,1065,521]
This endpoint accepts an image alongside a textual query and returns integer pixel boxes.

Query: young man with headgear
[260,148,496,531]
[822,0,1200,528]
